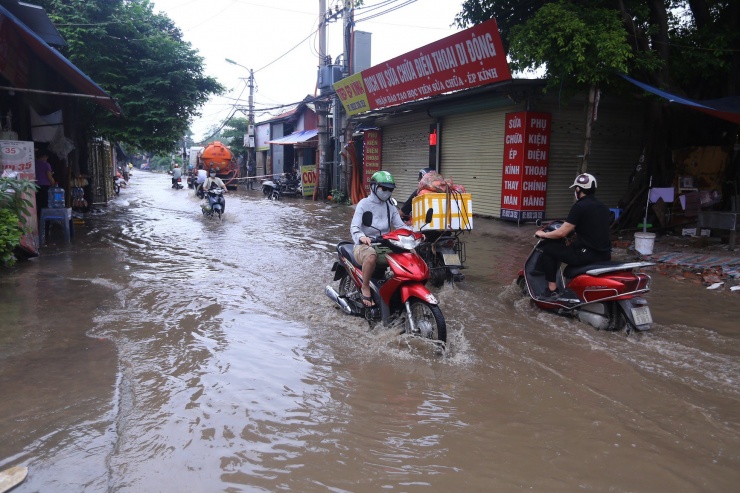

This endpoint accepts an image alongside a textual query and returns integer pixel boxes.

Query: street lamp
[225,58,254,125]
[226,58,256,184]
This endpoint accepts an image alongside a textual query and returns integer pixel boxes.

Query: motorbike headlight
[388,234,421,251]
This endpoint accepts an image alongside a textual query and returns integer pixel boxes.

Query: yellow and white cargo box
[412,192,473,231]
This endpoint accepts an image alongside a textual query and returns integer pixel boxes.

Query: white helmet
[569,173,597,190]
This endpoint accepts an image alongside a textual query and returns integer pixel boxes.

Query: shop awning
[620,74,740,125]
[267,129,318,145]
[0,6,121,115]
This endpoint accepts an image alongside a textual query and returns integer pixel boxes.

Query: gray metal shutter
[536,94,645,219]
[378,113,435,200]
[439,105,521,218]
[536,99,584,218]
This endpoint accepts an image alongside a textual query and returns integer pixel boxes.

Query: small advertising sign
[363,130,382,194]
[334,18,511,116]
[500,112,552,223]
[333,73,370,117]
[0,140,38,253]
[301,164,317,197]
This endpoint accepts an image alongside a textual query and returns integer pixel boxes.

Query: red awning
[1,6,121,115]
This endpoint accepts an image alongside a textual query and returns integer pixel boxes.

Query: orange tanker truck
[197,141,239,189]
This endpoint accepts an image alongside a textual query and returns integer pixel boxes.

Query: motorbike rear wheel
[404,300,446,343]
[337,272,355,297]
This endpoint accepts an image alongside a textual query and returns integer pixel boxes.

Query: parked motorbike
[325,208,447,348]
[114,177,123,195]
[416,230,466,286]
[262,173,302,200]
[517,220,655,332]
[114,170,127,195]
[394,198,467,287]
[201,188,225,219]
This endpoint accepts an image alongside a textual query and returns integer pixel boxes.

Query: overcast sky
[150,0,465,141]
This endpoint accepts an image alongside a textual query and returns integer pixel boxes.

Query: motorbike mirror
[424,208,433,225]
[389,197,398,207]
[362,211,373,227]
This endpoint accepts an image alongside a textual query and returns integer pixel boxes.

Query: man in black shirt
[534,173,612,298]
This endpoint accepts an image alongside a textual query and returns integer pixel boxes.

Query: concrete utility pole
[335,0,352,197]
[225,58,256,179]
[247,68,255,177]
[317,0,330,199]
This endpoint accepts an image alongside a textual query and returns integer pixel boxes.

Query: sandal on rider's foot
[361,292,375,307]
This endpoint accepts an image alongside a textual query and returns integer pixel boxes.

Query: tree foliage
[221,116,249,159]
[454,0,740,98]
[40,0,224,154]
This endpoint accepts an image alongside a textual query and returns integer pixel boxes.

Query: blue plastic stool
[39,207,73,245]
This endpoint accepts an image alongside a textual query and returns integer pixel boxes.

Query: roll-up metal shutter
[536,94,645,219]
[536,99,584,218]
[587,96,645,211]
[439,104,522,218]
[377,113,435,200]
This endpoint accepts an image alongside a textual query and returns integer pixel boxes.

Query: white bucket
[634,232,656,255]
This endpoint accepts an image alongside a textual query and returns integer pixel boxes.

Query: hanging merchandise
[70,176,89,211]
[70,186,87,210]
[49,126,76,159]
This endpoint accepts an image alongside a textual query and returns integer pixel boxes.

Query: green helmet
[370,170,396,189]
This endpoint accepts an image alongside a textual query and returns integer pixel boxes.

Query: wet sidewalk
[613,230,740,289]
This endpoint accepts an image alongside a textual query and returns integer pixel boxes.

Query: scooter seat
[564,261,634,278]
[338,242,361,268]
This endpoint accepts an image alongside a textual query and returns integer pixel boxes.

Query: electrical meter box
[318,65,343,91]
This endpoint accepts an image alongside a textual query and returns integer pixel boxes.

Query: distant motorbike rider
[195,165,208,198]
[400,167,433,221]
[350,171,406,307]
[171,164,182,187]
[534,173,612,298]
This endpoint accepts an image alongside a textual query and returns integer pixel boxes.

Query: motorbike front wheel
[404,300,446,343]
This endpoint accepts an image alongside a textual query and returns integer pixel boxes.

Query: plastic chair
[39,207,73,245]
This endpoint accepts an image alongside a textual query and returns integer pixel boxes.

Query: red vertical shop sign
[363,130,382,194]
[500,112,551,222]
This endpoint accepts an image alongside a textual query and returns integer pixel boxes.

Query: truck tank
[198,141,239,189]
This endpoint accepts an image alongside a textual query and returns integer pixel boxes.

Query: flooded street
[1,171,739,492]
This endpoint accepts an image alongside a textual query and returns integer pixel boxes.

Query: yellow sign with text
[301,165,317,197]
[333,73,371,116]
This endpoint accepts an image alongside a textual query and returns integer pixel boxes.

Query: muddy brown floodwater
[1,171,739,492]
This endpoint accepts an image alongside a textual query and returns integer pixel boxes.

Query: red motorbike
[517,220,655,332]
[326,209,446,345]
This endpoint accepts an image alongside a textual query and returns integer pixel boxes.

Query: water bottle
[48,185,65,208]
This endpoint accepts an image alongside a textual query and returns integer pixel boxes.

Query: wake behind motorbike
[517,220,655,332]
[325,209,447,348]
[201,187,225,219]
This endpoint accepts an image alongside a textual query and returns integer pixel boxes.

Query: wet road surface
[1,171,739,492]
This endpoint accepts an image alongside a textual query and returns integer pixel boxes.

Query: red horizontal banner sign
[334,18,511,116]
